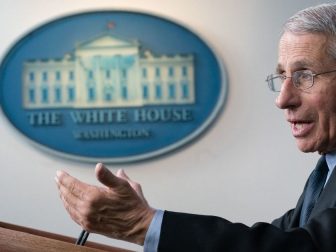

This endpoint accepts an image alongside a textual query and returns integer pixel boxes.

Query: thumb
[95,163,120,188]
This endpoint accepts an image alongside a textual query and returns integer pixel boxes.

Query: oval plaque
[0,11,227,163]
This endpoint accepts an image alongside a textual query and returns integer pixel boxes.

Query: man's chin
[296,141,316,153]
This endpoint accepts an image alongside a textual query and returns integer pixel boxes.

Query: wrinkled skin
[276,32,336,154]
[55,163,155,245]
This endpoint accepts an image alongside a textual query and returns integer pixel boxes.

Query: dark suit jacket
[158,157,336,251]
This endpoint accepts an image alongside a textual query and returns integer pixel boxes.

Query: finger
[117,169,130,180]
[95,163,123,188]
[56,170,88,200]
[58,181,84,214]
[59,192,83,227]
[117,169,146,201]
[58,184,98,231]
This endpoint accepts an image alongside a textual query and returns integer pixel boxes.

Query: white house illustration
[22,33,195,109]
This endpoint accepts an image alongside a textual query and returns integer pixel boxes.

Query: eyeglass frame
[266,69,336,92]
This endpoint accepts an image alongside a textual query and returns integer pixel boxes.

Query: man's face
[276,32,336,154]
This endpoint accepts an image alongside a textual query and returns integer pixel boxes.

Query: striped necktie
[299,156,328,227]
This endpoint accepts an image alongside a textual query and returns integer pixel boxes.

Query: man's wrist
[130,207,156,245]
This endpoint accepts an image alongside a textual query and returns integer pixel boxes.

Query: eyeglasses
[266,69,336,92]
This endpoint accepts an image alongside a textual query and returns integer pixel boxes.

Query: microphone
[76,229,90,246]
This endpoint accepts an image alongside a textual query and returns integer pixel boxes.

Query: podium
[0,221,133,252]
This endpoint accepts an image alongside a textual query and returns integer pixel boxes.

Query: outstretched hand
[55,163,155,245]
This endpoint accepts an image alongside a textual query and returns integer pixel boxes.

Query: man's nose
[275,78,301,109]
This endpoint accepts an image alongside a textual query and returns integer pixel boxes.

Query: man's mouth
[290,121,314,137]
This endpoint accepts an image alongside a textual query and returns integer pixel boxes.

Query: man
[56,3,336,251]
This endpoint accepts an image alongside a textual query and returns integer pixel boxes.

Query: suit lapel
[288,191,305,228]
[273,156,336,229]
[309,156,336,220]
[272,156,331,229]
[291,156,328,227]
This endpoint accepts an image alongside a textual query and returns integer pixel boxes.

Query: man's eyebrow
[275,60,315,74]
[293,61,314,69]
[275,64,283,74]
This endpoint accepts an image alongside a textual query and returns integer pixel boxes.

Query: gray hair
[284,3,336,59]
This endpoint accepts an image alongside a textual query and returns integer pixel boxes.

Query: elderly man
[56,3,336,251]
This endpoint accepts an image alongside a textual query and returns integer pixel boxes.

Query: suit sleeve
[158,209,336,252]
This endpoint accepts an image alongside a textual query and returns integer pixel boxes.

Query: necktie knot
[299,156,329,227]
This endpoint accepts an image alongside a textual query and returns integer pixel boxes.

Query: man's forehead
[276,32,329,72]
